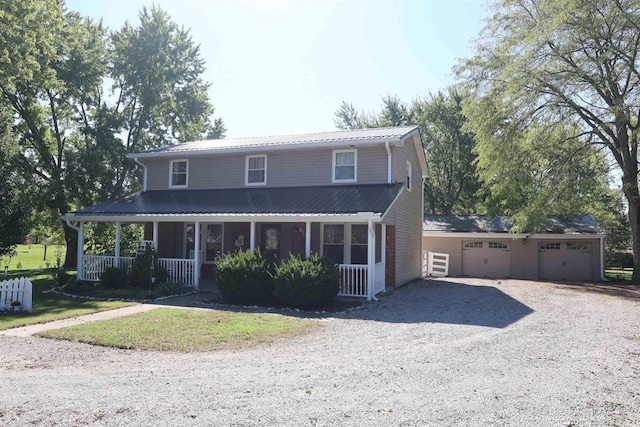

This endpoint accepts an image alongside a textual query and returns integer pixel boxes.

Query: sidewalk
[1,292,216,338]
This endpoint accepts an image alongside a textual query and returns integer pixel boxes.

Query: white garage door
[538,242,592,281]
[462,241,511,278]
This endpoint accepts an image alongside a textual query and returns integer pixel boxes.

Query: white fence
[423,251,449,277]
[1,277,32,312]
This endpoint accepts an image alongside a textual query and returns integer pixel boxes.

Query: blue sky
[66,0,489,138]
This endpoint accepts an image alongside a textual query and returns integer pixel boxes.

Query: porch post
[194,221,200,289]
[77,222,84,280]
[381,224,386,264]
[305,221,311,258]
[114,221,121,267]
[367,219,375,301]
[152,221,159,251]
[250,221,256,252]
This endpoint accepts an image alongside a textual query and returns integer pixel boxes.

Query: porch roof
[66,183,404,221]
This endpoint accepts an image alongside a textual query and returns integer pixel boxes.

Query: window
[488,242,508,249]
[332,149,357,183]
[322,224,344,264]
[539,243,561,250]
[406,161,412,191]
[169,159,188,188]
[567,243,590,251]
[350,225,368,265]
[463,241,483,249]
[246,154,267,185]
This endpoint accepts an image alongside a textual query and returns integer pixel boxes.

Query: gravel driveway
[1,278,639,426]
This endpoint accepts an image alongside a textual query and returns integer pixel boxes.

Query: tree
[108,5,225,198]
[0,107,31,258]
[456,0,640,279]
[0,2,225,268]
[334,91,481,214]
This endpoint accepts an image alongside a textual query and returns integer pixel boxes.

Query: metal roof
[129,126,419,157]
[71,184,404,217]
[423,214,603,234]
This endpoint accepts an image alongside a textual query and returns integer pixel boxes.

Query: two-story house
[63,126,428,300]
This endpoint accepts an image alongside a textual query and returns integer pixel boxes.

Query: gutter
[65,218,80,232]
[133,157,148,192]
[600,234,608,281]
[385,141,392,184]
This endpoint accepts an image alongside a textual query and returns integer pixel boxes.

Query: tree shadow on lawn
[354,279,535,328]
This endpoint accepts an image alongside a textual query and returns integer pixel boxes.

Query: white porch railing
[83,255,117,281]
[338,264,368,298]
[81,255,196,287]
[158,258,196,286]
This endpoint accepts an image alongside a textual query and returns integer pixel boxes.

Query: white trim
[423,231,605,240]
[305,221,311,258]
[133,157,148,192]
[245,154,267,186]
[385,141,392,184]
[114,222,121,267]
[169,159,189,189]
[332,149,357,183]
[406,160,412,192]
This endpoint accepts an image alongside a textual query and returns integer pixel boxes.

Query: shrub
[150,281,192,298]
[273,254,340,309]
[51,254,69,286]
[101,267,130,289]
[216,249,274,304]
[605,251,633,269]
[131,247,167,289]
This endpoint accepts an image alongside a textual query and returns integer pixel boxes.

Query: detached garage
[423,215,605,281]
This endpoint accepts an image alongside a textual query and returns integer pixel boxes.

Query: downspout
[600,234,608,281]
[65,218,80,232]
[133,157,148,192]
[385,141,392,184]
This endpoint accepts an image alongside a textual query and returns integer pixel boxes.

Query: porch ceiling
[67,183,403,220]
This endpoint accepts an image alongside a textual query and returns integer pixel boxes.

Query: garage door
[462,241,511,278]
[538,242,592,281]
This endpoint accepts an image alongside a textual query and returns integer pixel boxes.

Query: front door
[261,224,281,258]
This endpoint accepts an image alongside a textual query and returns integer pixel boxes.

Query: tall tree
[0,107,31,257]
[334,91,481,214]
[1,2,225,267]
[456,0,640,278]
[108,5,225,198]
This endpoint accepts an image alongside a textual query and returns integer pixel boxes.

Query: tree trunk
[622,176,640,282]
[63,221,78,269]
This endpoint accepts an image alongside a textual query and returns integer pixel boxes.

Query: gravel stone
[1,277,639,426]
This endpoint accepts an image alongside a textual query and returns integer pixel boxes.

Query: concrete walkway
[0,292,216,338]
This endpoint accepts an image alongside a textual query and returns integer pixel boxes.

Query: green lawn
[2,244,66,271]
[0,269,134,331]
[605,268,633,281]
[39,308,320,351]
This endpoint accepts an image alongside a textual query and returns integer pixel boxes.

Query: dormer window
[246,154,267,185]
[332,149,357,183]
[169,159,188,188]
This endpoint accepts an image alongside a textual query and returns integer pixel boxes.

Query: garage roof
[423,214,603,234]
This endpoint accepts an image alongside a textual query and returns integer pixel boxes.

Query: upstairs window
[332,149,357,183]
[246,154,267,185]
[169,159,188,188]
[406,161,412,191]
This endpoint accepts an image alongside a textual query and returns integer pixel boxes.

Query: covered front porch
[73,219,388,300]
[63,184,403,300]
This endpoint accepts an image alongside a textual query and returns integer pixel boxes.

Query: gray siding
[383,135,423,286]
[145,146,388,191]
[423,235,602,281]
